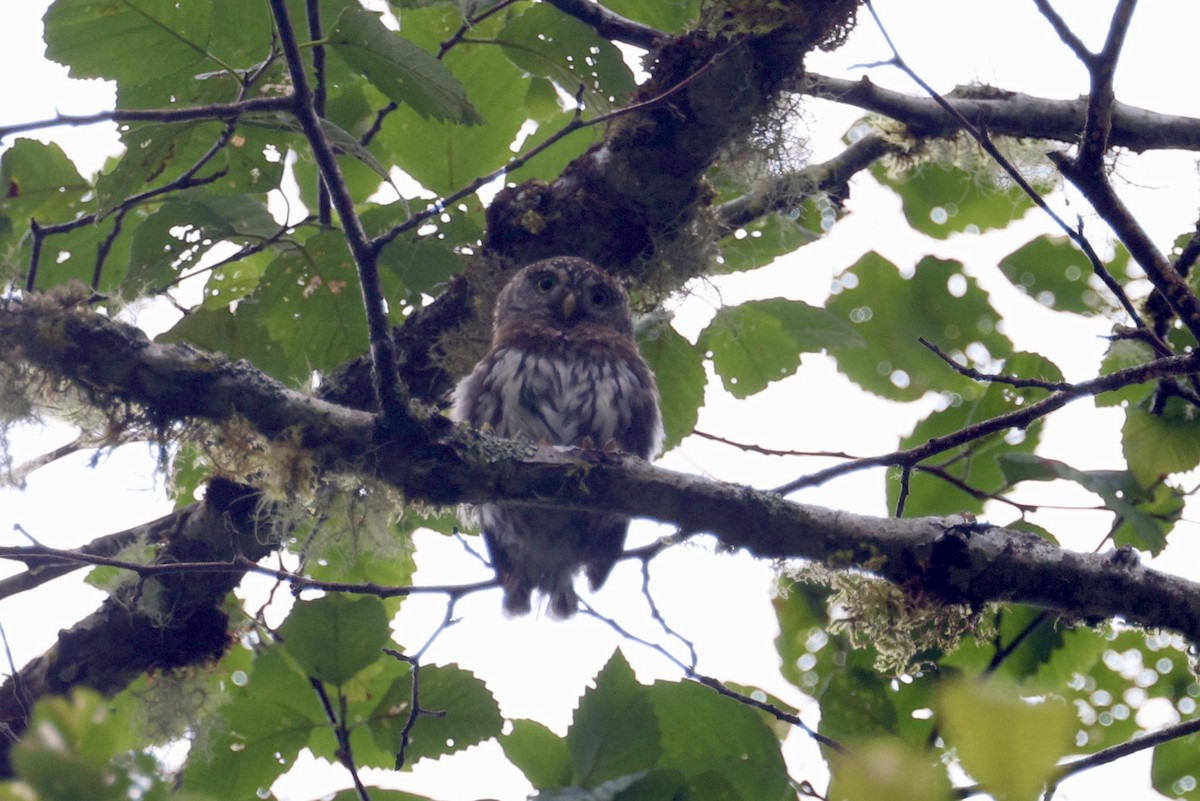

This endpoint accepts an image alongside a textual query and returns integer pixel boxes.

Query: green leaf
[319,117,397,186]
[183,647,323,798]
[1097,338,1157,408]
[328,7,480,124]
[699,298,860,398]
[601,0,699,31]
[816,666,898,744]
[11,690,137,801]
[505,109,606,185]
[376,7,530,194]
[875,161,1036,239]
[998,235,1114,314]
[568,651,660,788]
[829,740,953,801]
[501,719,573,790]
[278,594,390,685]
[716,208,823,274]
[827,252,1012,401]
[160,229,393,384]
[369,663,502,768]
[95,122,205,217]
[1153,733,1200,800]
[1124,399,1200,486]
[125,193,280,293]
[498,5,637,114]
[297,494,419,596]
[700,304,796,398]
[327,791,435,801]
[0,139,91,285]
[938,681,1074,801]
[997,454,1181,554]
[637,316,705,451]
[377,234,465,297]
[44,0,214,86]
[648,679,789,801]
[524,76,563,121]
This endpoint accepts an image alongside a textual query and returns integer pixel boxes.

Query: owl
[453,257,663,618]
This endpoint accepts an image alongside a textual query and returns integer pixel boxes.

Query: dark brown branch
[544,0,665,49]
[1051,154,1200,343]
[268,0,418,440]
[1074,0,1138,171]
[310,678,371,801]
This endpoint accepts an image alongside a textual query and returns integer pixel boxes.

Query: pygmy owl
[453,257,663,618]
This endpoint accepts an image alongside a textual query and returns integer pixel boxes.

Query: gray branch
[800,73,1200,152]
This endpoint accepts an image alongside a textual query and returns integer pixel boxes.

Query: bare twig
[918,338,1073,391]
[310,678,372,801]
[0,543,496,601]
[437,0,522,59]
[382,648,447,771]
[777,349,1200,493]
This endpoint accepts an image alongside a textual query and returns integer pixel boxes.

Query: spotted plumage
[453,257,663,617]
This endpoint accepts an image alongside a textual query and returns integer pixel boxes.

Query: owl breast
[466,344,651,452]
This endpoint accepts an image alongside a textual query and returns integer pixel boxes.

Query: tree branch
[267,0,415,438]
[798,73,1200,153]
[716,132,896,232]
[543,0,665,49]
[7,297,1200,646]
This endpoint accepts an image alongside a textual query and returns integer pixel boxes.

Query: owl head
[493,256,634,338]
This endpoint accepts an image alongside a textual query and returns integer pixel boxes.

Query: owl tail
[501,578,533,617]
[547,586,579,619]
[500,579,578,619]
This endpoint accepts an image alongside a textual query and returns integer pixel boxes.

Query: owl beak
[559,291,578,321]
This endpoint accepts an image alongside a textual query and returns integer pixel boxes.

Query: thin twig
[0,97,294,141]
[309,678,372,801]
[777,349,1200,493]
[918,337,1073,391]
[437,0,522,59]
[305,0,332,225]
[382,648,447,770]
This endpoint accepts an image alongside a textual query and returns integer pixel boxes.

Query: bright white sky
[3,2,1200,799]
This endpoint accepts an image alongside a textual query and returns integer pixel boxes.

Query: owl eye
[534,272,557,293]
[588,285,611,307]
